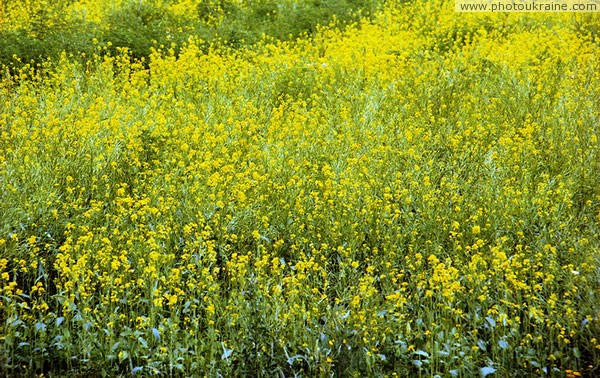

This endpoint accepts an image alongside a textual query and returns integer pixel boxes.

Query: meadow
[0,0,599,376]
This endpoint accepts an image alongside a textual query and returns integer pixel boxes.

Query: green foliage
[103,1,184,60]
[0,0,383,69]
[0,27,95,71]
[212,0,381,46]
[1,1,599,377]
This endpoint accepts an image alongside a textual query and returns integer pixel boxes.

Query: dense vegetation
[0,0,380,69]
[1,0,599,376]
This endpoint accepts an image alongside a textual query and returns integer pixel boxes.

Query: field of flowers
[1,0,599,376]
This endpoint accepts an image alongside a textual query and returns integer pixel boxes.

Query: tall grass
[1,0,599,376]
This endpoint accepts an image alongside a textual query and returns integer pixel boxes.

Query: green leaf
[221,342,233,360]
[132,366,143,375]
[152,328,160,341]
[221,348,233,360]
[485,317,496,328]
[477,339,487,351]
[414,349,429,357]
[138,336,148,349]
[480,366,496,377]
